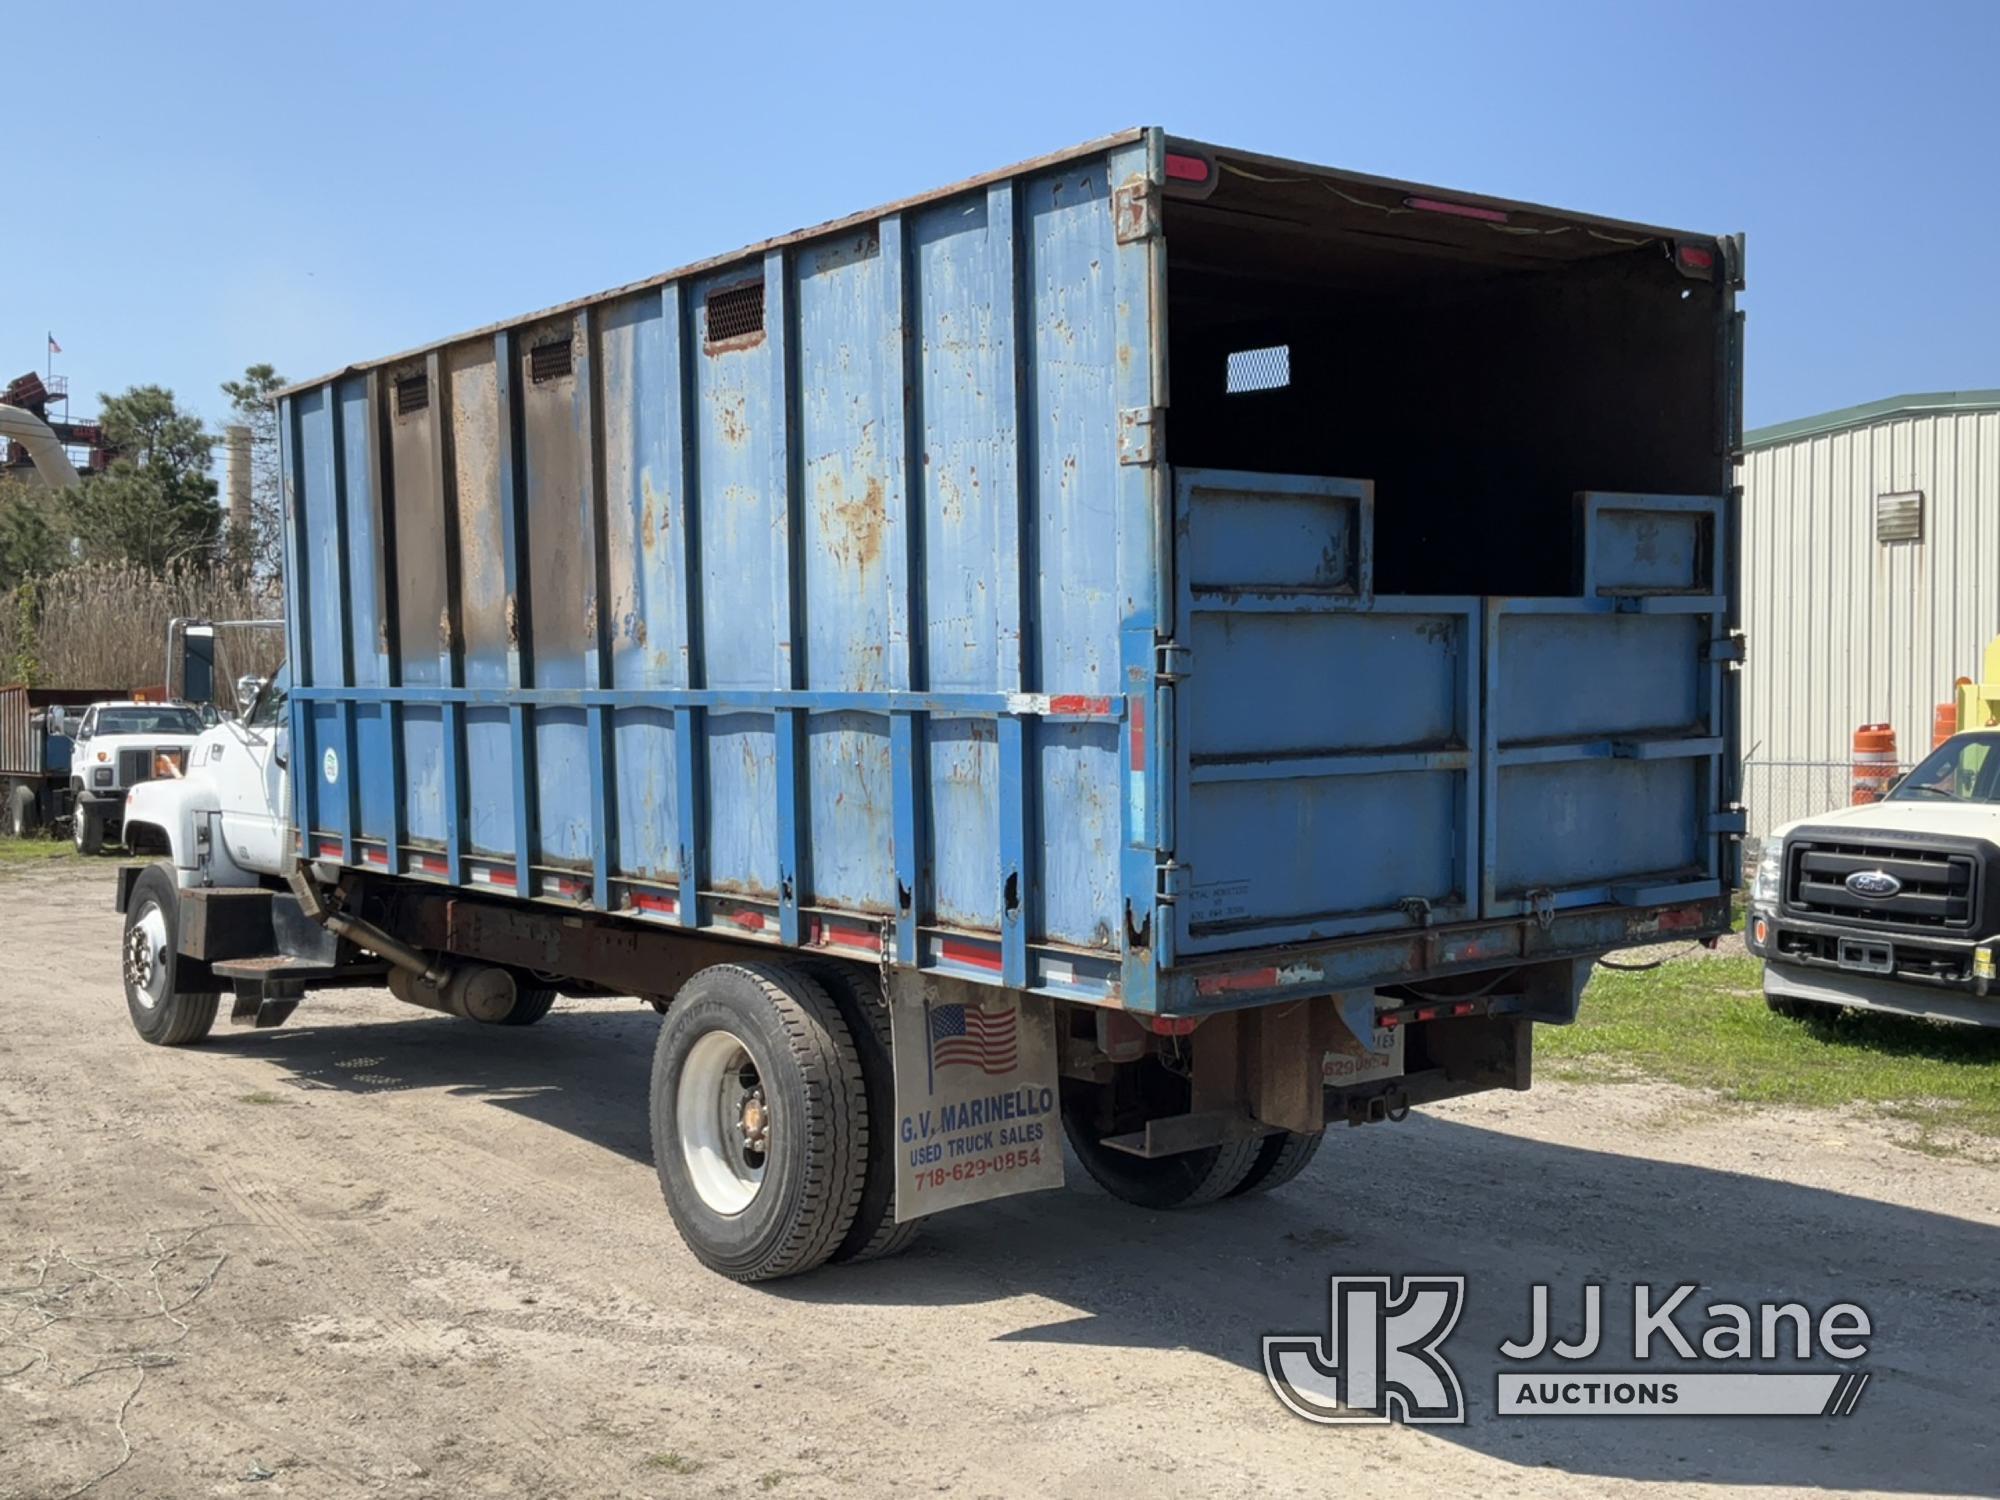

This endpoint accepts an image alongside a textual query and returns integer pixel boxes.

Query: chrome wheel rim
[124,902,170,1010]
[677,1029,768,1215]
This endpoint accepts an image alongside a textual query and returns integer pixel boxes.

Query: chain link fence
[1741,758,1909,842]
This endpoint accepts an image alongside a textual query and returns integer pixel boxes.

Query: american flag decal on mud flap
[927,1001,1018,1075]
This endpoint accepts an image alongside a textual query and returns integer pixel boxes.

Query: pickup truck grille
[1783,837,1977,930]
[112,745,180,788]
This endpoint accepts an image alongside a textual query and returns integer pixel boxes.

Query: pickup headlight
[1752,844,1783,908]
[152,749,186,779]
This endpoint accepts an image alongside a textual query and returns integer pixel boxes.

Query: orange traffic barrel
[1933,702,1959,750]
[1852,723,1898,804]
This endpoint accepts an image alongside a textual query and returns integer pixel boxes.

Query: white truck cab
[123,670,290,884]
[1748,730,2000,1027]
[67,701,205,855]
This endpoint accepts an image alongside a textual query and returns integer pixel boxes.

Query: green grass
[0,836,72,867]
[237,1091,282,1106]
[1547,956,2000,1144]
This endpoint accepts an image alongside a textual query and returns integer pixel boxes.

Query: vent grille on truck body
[394,374,429,416]
[529,339,573,383]
[1783,835,1977,931]
[704,281,765,346]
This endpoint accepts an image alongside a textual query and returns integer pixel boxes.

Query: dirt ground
[2,859,1996,1500]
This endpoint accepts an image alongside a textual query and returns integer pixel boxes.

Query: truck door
[212,672,289,874]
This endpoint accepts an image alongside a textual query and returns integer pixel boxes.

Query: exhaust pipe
[286,864,448,985]
[285,865,523,1023]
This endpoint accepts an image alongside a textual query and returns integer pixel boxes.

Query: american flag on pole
[46,333,61,355]
[927,1001,1018,1075]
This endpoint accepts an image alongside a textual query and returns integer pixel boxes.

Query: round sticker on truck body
[323,747,339,784]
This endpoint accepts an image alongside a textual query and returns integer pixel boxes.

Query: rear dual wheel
[1061,1057,1328,1209]
[649,963,871,1282]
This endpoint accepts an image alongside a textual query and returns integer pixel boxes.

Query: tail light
[1674,241,1717,280]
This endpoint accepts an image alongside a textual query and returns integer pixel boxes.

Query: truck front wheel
[121,866,220,1046]
[649,963,868,1281]
[74,803,104,856]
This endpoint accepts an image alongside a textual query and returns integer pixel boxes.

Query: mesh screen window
[1226,344,1291,393]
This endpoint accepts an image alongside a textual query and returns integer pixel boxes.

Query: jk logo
[1264,1276,1466,1425]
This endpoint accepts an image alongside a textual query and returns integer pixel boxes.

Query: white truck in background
[65,700,206,853]
[1748,730,2000,1028]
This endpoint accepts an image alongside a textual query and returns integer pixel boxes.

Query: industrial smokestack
[225,424,253,537]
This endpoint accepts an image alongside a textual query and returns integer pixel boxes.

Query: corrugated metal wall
[1741,405,2000,834]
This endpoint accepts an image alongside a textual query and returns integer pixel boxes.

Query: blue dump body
[278,128,1743,1017]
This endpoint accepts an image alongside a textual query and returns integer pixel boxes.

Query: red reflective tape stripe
[817,921,876,950]
[415,855,447,874]
[1195,967,1280,996]
[1048,694,1112,716]
[316,842,342,859]
[728,909,766,932]
[489,867,518,887]
[1164,153,1210,183]
[632,891,678,914]
[939,937,1004,972]
[1657,906,1703,932]
[362,848,387,866]
[1405,195,1509,224]
[1130,696,1146,771]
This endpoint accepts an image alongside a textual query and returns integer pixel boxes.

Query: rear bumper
[1762,957,2000,1028]
[1160,895,1728,1016]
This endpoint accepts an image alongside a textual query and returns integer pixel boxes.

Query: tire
[7,784,37,839]
[649,963,868,1282]
[1061,1066,1262,1209]
[1230,1130,1326,1197]
[74,803,104,856]
[497,985,558,1027]
[121,865,220,1047]
[803,963,922,1265]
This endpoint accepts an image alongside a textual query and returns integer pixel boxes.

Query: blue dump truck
[114,129,1745,1280]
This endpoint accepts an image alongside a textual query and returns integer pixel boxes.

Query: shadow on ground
[207,998,2000,1497]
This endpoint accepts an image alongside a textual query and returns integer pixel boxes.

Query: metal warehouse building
[1741,389,2000,834]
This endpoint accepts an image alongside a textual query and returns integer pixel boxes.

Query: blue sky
[4,0,1994,435]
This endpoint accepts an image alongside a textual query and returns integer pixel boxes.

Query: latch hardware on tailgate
[1155,641,1193,681]
[1113,177,1160,244]
[1118,406,1165,466]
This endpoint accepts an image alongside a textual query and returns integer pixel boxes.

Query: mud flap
[887,972,1063,1223]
